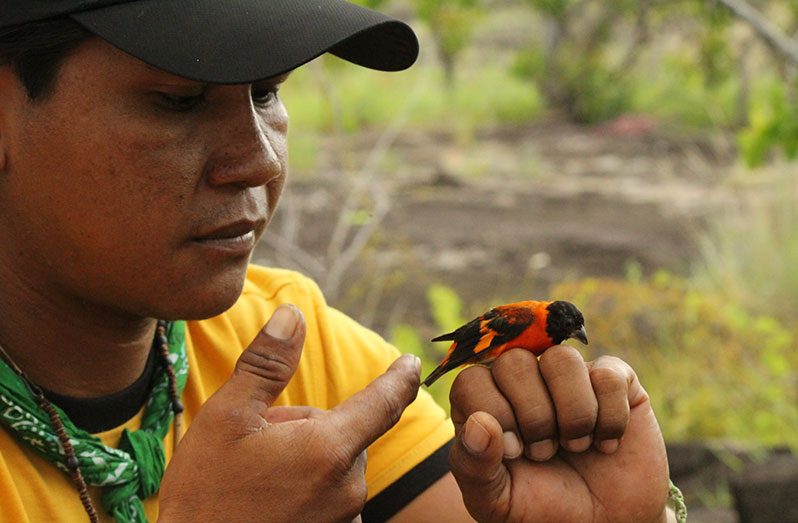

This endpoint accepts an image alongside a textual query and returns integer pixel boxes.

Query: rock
[730,454,798,523]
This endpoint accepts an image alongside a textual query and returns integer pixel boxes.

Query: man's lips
[195,220,260,241]
[192,219,263,254]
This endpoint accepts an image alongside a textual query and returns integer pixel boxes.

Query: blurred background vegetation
[265,0,798,471]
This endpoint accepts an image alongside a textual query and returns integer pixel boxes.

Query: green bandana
[0,321,189,523]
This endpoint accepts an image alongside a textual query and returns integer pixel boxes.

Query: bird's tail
[431,331,457,342]
[422,364,450,387]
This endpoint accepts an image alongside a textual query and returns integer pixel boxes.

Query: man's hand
[158,304,421,522]
[448,346,670,523]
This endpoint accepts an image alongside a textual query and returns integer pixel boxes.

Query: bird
[422,300,588,387]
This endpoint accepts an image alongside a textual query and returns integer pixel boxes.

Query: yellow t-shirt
[0,266,453,522]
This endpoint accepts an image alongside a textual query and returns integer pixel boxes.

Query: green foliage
[427,283,466,333]
[550,274,798,447]
[574,61,634,123]
[739,82,798,167]
[448,66,543,128]
[390,323,426,360]
[411,0,481,86]
[630,50,740,129]
[697,5,734,89]
[513,0,641,123]
[524,0,573,19]
[513,45,633,123]
[415,0,479,39]
[349,0,388,8]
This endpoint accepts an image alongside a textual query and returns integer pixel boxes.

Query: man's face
[0,38,289,320]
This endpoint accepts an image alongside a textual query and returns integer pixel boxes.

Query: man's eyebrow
[132,59,205,86]
[263,71,292,84]
[134,56,292,87]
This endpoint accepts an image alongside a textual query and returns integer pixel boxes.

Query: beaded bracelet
[669,479,687,522]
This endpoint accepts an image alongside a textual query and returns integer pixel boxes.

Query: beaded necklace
[0,320,188,523]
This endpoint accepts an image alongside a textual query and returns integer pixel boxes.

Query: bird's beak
[570,326,589,345]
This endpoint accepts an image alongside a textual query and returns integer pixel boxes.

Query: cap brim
[70,0,418,83]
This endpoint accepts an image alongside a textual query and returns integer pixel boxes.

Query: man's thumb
[326,354,421,458]
[449,412,510,522]
[227,304,306,408]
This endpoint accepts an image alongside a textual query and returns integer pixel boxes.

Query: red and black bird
[422,300,588,387]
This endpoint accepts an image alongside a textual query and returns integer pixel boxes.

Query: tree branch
[609,0,654,81]
[715,0,798,65]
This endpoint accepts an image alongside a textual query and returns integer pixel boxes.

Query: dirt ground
[254,118,737,333]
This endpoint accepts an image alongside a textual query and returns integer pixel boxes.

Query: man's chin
[159,266,249,321]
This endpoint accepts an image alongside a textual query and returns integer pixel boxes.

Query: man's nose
[204,105,285,189]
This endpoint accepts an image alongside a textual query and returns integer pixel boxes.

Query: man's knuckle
[235,345,294,383]
[495,348,535,371]
[589,366,626,394]
[495,360,533,387]
[450,367,485,402]
[519,405,555,437]
[373,386,403,426]
[598,415,628,438]
[594,355,623,366]
[451,368,506,413]
[540,345,584,373]
[560,411,597,436]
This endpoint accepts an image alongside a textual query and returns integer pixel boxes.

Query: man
[0,1,678,521]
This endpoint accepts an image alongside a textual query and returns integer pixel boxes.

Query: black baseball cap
[0,0,419,83]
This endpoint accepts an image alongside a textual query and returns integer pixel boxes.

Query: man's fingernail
[564,435,592,453]
[527,439,557,461]
[598,439,619,454]
[463,416,490,455]
[502,432,522,459]
[265,305,298,340]
[413,355,421,374]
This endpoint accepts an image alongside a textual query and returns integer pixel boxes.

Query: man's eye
[159,93,204,111]
[251,85,278,106]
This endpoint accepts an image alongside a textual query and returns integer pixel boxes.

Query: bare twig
[358,260,392,329]
[324,184,391,301]
[259,228,326,278]
[274,187,301,269]
[735,34,754,127]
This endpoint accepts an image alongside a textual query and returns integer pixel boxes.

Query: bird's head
[545,300,588,346]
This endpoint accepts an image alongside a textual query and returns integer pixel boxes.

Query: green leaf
[426,283,466,333]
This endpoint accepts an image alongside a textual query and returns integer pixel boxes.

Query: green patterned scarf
[0,321,189,523]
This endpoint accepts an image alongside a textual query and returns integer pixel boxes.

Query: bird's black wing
[431,309,500,347]
[483,305,535,349]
